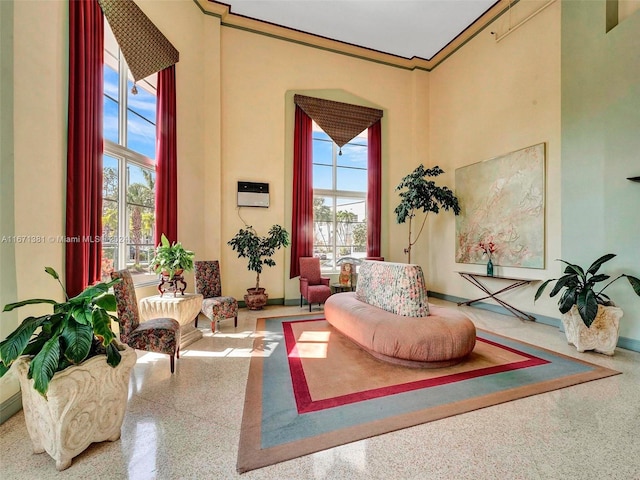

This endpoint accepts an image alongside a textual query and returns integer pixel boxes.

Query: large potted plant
[228,224,290,309]
[394,165,460,263]
[149,233,195,296]
[534,254,640,355]
[0,267,136,470]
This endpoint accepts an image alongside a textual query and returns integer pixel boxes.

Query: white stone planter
[13,343,137,470]
[561,304,623,356]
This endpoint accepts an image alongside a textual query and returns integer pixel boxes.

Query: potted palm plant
[395,165,460,263]
[0,267,136,470]
[149,234,195,296]
[534,253,640,355]
[228,224,290,309]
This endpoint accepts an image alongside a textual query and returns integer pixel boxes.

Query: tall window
[102,22,157,283]
[312,121,368,272]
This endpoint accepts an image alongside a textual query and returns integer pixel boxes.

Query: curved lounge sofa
[324,261,476,368]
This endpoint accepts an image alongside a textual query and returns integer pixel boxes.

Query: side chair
[194,260,238,332]
[299,256,332,311]
[111,270,181,373]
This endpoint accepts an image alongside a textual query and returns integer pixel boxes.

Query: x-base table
[456,271,537,321]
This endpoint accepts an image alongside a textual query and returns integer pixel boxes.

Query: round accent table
[139,293,204,349]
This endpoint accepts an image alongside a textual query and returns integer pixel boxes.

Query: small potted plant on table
[228,224,290,310]
[534,253,640,355]
[0,267,136,470]
[149,234,195,296]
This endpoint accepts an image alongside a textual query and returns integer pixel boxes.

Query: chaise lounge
[324,261,476,368]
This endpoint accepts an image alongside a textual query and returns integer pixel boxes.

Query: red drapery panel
[155,65,178,244]
[65,0,104,296]
[367,120,382,257]
[290,105,314,278]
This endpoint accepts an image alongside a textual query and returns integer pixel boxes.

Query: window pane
[126,164,155,208]
[336,197,367,260]
[101,155,119,282]
[337,142,367,168]
[313,164,333,190]
[103,65,119,144]
[313,196,334,269]
[126,80,156,159]
[126,204,155,268]
[312,138,332,165]
[337,166,367,192]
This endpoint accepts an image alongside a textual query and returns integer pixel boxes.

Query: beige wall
[219,27,430,300]
[428,0,561,321]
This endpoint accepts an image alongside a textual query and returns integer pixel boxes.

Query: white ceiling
[222,0,498,60]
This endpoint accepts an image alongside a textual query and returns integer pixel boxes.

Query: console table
[139,293,204,349]
[456,271,537,321]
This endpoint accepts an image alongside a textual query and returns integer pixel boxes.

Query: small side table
[331,283,353,293]
[139,293,204,349]
[456,271,537,321]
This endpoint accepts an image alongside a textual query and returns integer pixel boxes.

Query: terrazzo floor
[1,298,639,480]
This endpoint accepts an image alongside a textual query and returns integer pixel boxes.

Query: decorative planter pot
[14,343,137,470]
[244,288,268,310]
[561,304,623,356]
[158,268,186,297]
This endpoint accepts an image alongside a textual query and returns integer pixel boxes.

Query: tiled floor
[1,298,639,479]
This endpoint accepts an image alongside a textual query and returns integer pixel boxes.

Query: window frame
[103,25,157,285]
[312,125,368,273]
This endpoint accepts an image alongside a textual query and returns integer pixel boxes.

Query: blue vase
[487,258,494,277]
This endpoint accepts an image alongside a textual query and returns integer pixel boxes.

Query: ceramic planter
[561,304,623,356]
[244,288,268,310]
[13,344,137,470]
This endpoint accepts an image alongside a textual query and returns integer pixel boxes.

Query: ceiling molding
[195,0,512,71]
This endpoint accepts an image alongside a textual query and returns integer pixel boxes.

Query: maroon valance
[294,94,383,148]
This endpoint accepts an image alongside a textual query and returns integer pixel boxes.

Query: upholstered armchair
[299,257,332,311]
[194,260,238,332]
[111,270,181,373]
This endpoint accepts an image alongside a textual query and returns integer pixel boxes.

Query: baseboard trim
[0,391,22,425]
[428,291,639,353]
[238,297,285,308]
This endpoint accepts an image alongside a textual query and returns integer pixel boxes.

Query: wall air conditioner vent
[237,181,270,208]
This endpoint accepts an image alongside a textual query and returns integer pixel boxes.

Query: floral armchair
[194,260,238,332]
[111,270,181,373]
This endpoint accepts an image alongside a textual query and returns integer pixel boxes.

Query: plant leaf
[44,266,59,280]
[106,342,122,367]
[0,316,46,366]
[558,289,577,314]
[29,336,62,396]
[625,275,640,296]
[93,293,117,312]
[549,274,575,297]
[3,298,57,312]
[586,253,616,276]
[0,361,8,377]
[60,319,93,364]
[576,289,598,327]
[534,279,555,302]
[559,260,585,279]
[71,304,93,326]
[93,309,115,346]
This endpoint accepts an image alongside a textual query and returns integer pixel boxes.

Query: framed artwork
[455,143,546,269]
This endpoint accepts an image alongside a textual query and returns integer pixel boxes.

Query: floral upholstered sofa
[324,261,476,368]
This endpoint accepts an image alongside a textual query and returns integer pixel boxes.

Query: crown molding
[195,0,513,72]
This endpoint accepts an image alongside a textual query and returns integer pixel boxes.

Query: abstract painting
[455,143,545,268]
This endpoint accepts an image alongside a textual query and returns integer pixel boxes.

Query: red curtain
[65,0,104,296]
[290,105,314,278]
[367,120,382,257]
[154,65,178,244]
